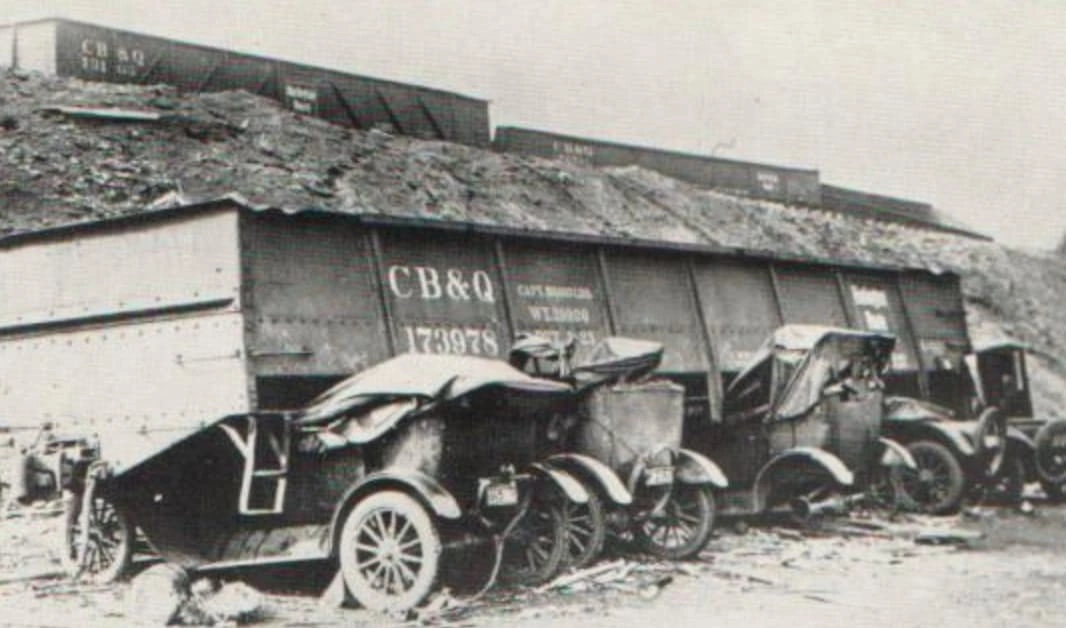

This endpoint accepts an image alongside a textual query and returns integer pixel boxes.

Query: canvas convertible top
[727,324,896,422]
[296,353,573,427]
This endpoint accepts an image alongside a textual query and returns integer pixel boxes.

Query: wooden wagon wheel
[61,465,133,583]
[338,490,442,612]
[559,485,606,569]
[500,483,568,585]
[634,483,715,560]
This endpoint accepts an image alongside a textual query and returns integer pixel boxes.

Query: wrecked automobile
[707,325,914,522]
[57,353,592,611]
[509,335,728,566]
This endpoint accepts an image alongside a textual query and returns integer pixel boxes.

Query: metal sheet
[773,264,849,328]
[0,209,241,332]
[0,311,249,431]
[499,241,611,362]
[601,252,707,372]
[376,230,508,358]
[243,214,389,377]
[692,258,781,372]
[841,273,920,371]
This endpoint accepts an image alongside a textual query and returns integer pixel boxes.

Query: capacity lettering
[527,305,590,324]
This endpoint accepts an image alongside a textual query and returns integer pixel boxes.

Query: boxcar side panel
[242,214,389,381]
[772,264,850,328]
[840,272,920,373]
[376,230,508,358]
[897,271,970,362]
[0,311,249,429]
[213,51,278,98]
[897,270,973,411]
[601,250,716,424]
[0,24,14,69]
[691,258,782,373]
[0,210,241,332]
[499,240,612,362]
[10,21,57,75]
[600,251,708,373]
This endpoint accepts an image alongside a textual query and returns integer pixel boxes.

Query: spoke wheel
[560,487,606,569]
[1034,420,1066,484]
[339,491,441,612]
[635,484,715,560]
[62,493,133,583]
[502,487,567,585]
[899,441,966,515]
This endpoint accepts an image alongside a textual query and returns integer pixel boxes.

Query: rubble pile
[2,68,1065,418]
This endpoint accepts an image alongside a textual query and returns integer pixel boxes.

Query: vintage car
[510,335,728,565]
[891,340,1066,507]
[880,396,1006,514]
[708,325,914,521]
[58,354,592,612]
[967,342,1066,503]
[878,340,1061,513]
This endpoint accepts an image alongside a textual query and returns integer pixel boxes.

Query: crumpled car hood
[883,395,979,444]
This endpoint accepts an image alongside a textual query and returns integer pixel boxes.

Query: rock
[126,562,189,626]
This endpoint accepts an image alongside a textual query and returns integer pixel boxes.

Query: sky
[5,0,1066,249]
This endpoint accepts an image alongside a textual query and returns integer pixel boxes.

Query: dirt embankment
[2,68,1065,418]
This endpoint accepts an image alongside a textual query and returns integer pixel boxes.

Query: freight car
[0,18,490,147]
[0,197,1003,513]
[493,126,822,206]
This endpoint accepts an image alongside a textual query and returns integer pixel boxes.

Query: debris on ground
[178,579,269,626]
[914,529,986,546]
[125,564,270,626]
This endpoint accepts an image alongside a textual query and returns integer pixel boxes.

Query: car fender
[528,462,589,504]
[895,421,978,458]
[1005,427,1037,479]
[879,437,917,469]
[753,447,854,512]
[328,469,461,555]
[545,453,632,505]
[673,448,729,488]
[1006,426,1035,454]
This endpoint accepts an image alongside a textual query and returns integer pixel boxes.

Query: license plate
[484,480,519,506]
[645,466,674,486]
